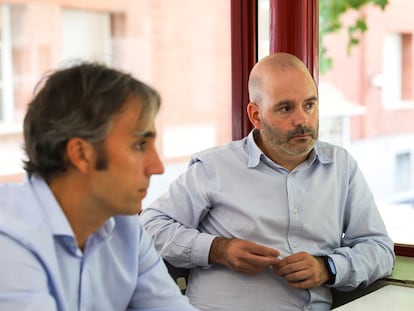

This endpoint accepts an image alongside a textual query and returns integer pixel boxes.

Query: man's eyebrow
[275,96,317,107]
[133,130,157,138]
[276,100,295,106]
[305,95,318,102]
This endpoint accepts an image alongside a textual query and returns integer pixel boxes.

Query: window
[383,33,403,106]
[0,3,14,124]
[395,152,411,190]
[318,1,414,247]
[258,0,270,61]
[0,1,232,202]
[381,33,414,109]
[62,9,111,65]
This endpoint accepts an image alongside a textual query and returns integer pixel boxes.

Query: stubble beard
[262,122,319,157]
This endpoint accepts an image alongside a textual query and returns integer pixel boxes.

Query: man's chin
[287,141,315,155]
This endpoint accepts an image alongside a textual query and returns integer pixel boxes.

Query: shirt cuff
[191,232,216,267]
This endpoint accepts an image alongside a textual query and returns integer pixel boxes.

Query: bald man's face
[249,65,319,164]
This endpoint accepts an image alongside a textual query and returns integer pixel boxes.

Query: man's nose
[292,109,308,127]
[146,150,165,176]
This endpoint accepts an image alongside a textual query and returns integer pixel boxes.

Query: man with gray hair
[0,62,199,311]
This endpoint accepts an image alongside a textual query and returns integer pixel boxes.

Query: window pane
[0,1,232,208]
[319,0,414,245]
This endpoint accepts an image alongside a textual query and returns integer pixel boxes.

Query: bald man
[140,53,395,311]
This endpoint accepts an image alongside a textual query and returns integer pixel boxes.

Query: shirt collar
[30,174,75,237]
[313,141,334,164]
[246,129,263,168]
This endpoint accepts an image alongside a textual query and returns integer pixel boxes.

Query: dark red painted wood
[231,0,257,140]
[269,0,319,83]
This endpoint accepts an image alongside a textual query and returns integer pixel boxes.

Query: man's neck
[48,174,108,250]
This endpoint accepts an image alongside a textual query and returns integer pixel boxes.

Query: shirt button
[292,208,298,214]
[292,242,298,248]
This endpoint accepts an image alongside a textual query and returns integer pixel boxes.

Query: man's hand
[209,237,280,274]
[273,252,329,289]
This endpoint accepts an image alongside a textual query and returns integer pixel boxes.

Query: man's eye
[305,102,316,109]
[135,141,147,151]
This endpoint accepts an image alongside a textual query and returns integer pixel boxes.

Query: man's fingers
[247,243,280,258]
[224,239,281,274]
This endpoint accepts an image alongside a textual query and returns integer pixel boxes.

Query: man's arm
[141,160,282,274]
[328,164,395,291]
[128,227,199,310]
[140,161,216,268]
[274,159,394,291]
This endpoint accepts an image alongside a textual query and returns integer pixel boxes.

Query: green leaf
[319,0,389,74]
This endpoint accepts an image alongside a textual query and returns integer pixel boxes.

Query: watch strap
[322,255,336,285]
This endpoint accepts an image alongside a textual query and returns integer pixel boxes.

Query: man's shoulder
[316,140,346,151]
[315,140,353,161]
[0,182,39,220]
[0,181,48,239]
[191,138,247,161]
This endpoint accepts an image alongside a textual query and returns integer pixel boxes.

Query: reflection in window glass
[319,0,414,245]
[0,1,232,209]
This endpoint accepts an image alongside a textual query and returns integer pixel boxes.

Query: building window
[62,9,111,65]
[0,1,232,196]
[395,151,411,191]
[0,3,14,124]
[382,32,414,109]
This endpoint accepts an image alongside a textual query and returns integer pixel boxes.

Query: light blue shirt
[0,175,199,311]
[140,130,395,311]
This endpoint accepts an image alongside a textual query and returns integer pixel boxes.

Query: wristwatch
[322,255,336,285]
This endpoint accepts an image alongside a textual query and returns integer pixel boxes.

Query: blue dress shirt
[140,130,395,311]
[0,175,198,311]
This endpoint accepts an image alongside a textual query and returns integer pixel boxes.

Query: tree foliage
[319,0,388,74]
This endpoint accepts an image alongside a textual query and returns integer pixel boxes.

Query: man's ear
[66,137,95,174]
[247,102,262,129]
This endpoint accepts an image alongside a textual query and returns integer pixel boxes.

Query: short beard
[262,122,318,156]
